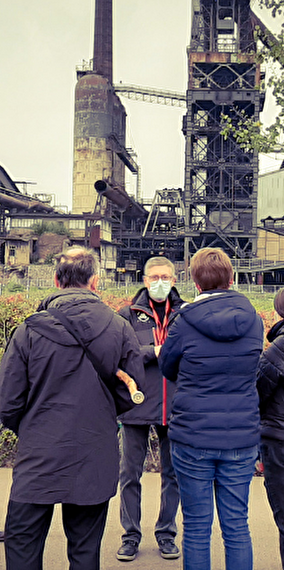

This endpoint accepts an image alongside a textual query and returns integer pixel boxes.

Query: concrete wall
[258,169,284,222]
[37,234,70,262]
[257,228,284,261]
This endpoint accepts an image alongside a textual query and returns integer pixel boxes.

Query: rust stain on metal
[189,53,256,64]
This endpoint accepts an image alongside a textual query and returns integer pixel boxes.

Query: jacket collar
[131,286,183,311]
[267,318,284,343]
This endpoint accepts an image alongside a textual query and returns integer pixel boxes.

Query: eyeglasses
[145,275,173,283]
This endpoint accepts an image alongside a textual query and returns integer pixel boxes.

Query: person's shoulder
[169,286,186,309]
[118,288,149,316]
[118,303,132,318]
[269,326,284,351]
[4,320,29,352]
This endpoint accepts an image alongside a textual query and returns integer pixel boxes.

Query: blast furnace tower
[183,0,265,270]
[72,0,136,215]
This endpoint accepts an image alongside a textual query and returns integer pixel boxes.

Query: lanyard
[149,297,171,426]
[149,297,171,345]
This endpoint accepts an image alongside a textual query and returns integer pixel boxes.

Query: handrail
[231,259,284,271]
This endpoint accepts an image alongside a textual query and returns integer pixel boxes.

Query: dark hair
[190,247,233,291]
[55,247,99,289]
[274,288,284,318]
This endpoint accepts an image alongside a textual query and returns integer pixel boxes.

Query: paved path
[0,469,281,569]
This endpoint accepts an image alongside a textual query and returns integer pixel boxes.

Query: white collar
[193,292,224,302]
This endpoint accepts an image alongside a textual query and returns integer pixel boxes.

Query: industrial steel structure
[112,0,270,276]
[182,0,265,278]
[74,0,273,277]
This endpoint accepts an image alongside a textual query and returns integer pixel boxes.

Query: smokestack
[93,0,113,84]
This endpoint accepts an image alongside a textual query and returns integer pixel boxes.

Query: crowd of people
[0,245,282,570]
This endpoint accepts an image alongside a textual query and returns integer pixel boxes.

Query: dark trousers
[119,424,179,544]
[4,499,109,570]
[261,438,284,570]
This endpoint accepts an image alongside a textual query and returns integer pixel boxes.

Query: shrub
[0,294,39,349]
[0,425,18,467]
[6,282,24,293]
[31,221,72,238]
[44,253,55,265]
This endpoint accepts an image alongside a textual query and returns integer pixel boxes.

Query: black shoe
[116,540,139,561]
[158,538,180,559]
[0,531,4,542]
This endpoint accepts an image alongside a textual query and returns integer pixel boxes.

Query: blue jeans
[261,438,284,569]
[119,424,179,544]
[171,442,258,570]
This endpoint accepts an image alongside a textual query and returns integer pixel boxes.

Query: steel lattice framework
[183,0,265,275]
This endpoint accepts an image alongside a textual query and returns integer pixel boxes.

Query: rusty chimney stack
[93,0,113,84]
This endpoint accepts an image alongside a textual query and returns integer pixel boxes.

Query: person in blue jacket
[159,247,264,570]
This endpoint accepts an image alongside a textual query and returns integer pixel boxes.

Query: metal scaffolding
[183,0,266,277]
[114,84,186,108]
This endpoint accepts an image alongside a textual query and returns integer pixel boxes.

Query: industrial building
[258,167,284,222]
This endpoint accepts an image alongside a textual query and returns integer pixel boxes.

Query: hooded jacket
[118,286,184,425]
[159,290,263,450]
[0,288,144,505]
[257,318,284,441]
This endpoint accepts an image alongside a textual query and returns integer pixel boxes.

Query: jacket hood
[180,290,257,342]
[267,318,284,343]
[26,289,114,347]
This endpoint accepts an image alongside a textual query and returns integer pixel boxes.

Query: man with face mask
[116,257,184,562]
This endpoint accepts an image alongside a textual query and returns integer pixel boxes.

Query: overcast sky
[0,1,282,211]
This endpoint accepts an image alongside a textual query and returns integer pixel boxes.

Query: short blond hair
[190,247,233,291]
[144,256,175,278]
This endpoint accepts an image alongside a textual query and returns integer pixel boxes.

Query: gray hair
[55,246,99,288]
[144,256,175,278]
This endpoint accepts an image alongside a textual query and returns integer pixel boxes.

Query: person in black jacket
[0,246,145,570]
[116,256,183,562]
[257,287,284,570]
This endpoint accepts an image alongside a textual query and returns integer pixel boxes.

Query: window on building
[10,218,36,228]
[69,220,85,230]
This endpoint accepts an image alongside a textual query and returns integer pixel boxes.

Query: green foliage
[0,294,40,349]
[44,253,55,265]
[31,221,72,238]
[258,0,284,18]
[245,292,275,313]
[6,281,25,293]
[221,107,282,153]
[0,425,18,467]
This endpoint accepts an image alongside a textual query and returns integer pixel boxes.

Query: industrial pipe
[0,192,54,213]
[94,180,131,210]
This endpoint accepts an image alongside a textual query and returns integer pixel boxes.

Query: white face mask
[148,279,172,302]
